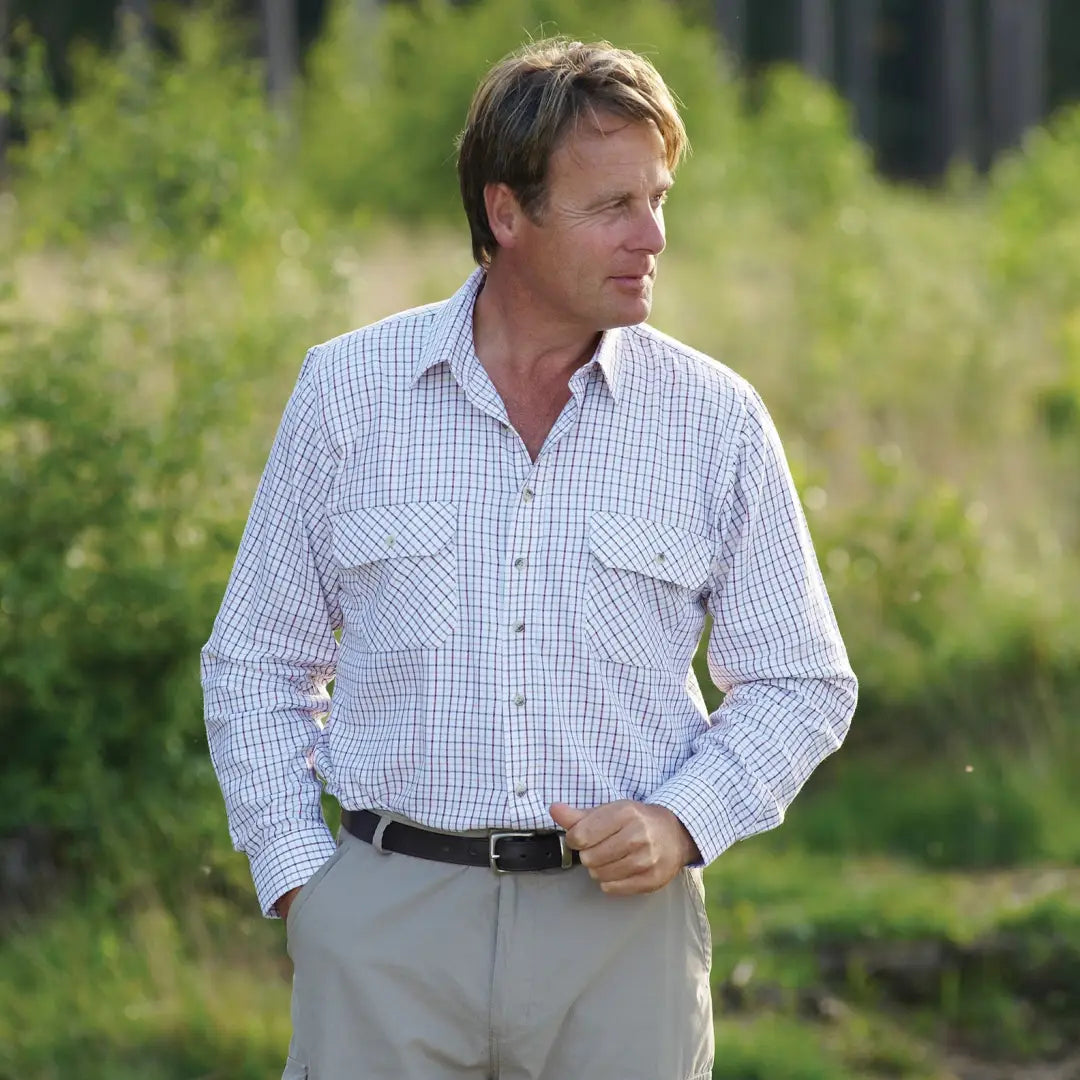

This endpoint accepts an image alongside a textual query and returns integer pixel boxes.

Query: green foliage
[742,65,871,227]
[4,6,1080,1076]
[813,450,986,700]
[0,316,231,883]
[0,897,289,1079]
[10,7,287,259]
[990,102,1080,302]
[1,0,1079,903]
[989,103,1080,445]
[781,755,1062,869]
[711,1015,861,1080]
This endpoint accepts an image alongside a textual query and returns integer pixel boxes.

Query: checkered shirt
[201,268,858,916]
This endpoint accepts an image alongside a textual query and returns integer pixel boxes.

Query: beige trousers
[281,814,714,1079]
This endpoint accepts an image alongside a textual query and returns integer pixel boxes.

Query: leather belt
[341,808,580,873]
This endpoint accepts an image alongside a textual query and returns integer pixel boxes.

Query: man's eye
[651,192,669,208]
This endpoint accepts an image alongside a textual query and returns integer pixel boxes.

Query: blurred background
[1,2,1079,1078]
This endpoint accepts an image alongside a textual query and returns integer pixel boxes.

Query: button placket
[503,472,540,812]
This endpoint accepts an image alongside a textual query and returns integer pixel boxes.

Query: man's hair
[456,37,689,268]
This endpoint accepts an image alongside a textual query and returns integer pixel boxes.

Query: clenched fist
[549,800,700,895]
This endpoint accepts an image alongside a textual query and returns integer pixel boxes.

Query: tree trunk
[713,0,746,69]
[0,0,9,176]
[930,0,976,172]
[799,0,835,82]
[988,0,1047,157]
[262,0,299,111]
[354,0,380,82]
[116,0,151,45]
[842,0,878,148]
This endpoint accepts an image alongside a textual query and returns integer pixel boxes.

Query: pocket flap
[588,511,711,591]
[330,502,456,566]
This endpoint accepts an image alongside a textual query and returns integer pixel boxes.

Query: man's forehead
[553,112,670,176]
[565,108,662,148]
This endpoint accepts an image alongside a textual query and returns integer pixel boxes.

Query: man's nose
[633,204,666,256]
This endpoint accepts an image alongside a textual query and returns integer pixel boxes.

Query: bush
[9,7,287,260]
[0,315,235,886]
[3,0,1080,897]
[990,102,1080,304]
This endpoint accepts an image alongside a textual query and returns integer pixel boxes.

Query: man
[202,37,856,1080]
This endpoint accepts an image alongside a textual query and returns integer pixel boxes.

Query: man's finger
[549,802,589,834]
[597,869,667,896]
[577,833,637,871]
[565,800,639,851]
[585,848,655,883]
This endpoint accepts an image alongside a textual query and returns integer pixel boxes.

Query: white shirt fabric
[201,268,858,916]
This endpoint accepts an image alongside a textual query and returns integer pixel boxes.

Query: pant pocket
[682,866,713,969]
[281,1055,308,1079]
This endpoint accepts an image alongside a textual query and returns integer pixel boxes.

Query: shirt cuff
[248,822,338,918]
[645,753,782,868]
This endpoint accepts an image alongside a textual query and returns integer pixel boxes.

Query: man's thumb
[549,802,588,831]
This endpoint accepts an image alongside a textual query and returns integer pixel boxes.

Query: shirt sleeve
[201,346,342,917]
[646,386,858,865]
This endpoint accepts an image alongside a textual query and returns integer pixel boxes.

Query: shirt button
[512,620,525,633]
[655,552,666,565]
[513,556,527,570]
[513,782,528,796]
[385,534,397,548]
[512,693,525,707]
[522,488,534,503]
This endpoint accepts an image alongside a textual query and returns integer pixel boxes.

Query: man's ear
[484,182,525,250]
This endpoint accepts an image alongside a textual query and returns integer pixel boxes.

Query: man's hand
[275,885,302,922]
[549,800,701,895]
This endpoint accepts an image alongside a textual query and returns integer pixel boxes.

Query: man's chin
[610,295,652,328]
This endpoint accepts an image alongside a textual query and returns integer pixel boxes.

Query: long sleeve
[646,387,858,864]
[201,346,343,916]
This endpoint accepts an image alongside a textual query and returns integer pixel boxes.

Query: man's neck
[472,266,601,386]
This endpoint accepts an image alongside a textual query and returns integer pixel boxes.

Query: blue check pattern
[201,268,858,916]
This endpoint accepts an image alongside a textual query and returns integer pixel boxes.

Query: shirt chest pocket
[585,511,712,671]
[330,502,458,652]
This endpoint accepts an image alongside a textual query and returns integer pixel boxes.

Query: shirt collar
[410,267,625,404]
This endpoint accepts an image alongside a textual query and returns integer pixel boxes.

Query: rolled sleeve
[647,388,858,864]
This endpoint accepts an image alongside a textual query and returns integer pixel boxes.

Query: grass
[0,894,289,1080]
[2,839,1078,1080]
[5,12,1080,1075]
[703,841,1080,1072]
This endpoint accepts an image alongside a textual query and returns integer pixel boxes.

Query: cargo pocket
[330,501,458,652]
[584,511,711,670]
[281,1056,308,1079]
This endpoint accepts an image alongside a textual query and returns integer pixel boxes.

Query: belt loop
[372,813,393,855]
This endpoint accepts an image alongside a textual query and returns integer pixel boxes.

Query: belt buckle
[489,830,574,874]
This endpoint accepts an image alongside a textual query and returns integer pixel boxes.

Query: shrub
[9,7,287,261]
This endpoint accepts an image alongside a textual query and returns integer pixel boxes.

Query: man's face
[506,113,672,333]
